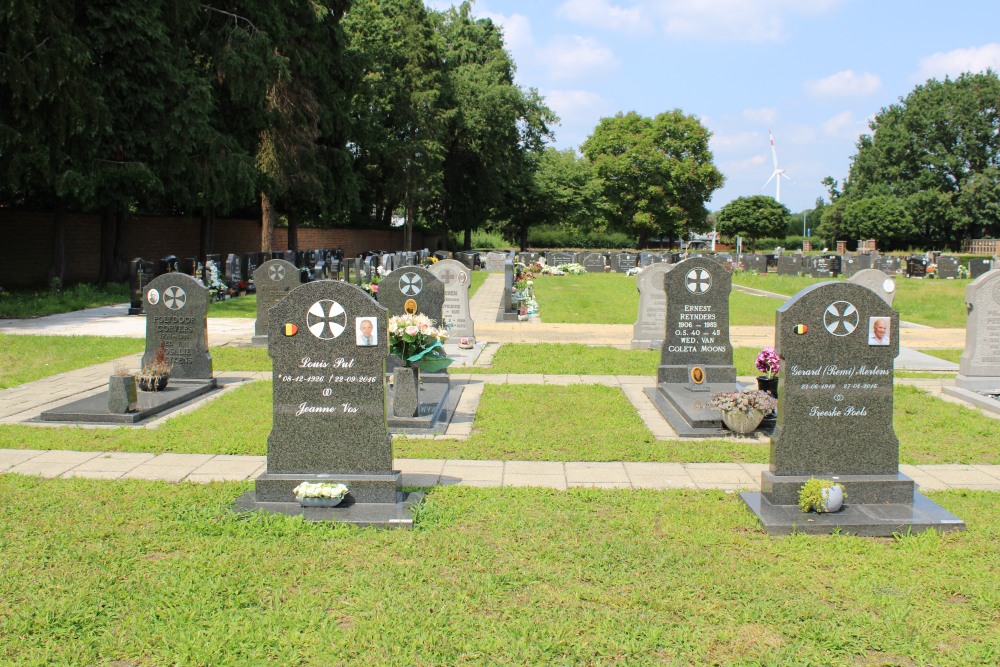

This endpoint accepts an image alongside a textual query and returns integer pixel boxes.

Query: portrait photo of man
[357,317,377,346]
[868,317,890,346]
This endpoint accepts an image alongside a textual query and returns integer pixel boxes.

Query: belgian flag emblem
[284,323,298,336]
[794,324,808,335]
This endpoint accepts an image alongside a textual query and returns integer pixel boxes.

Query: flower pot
[392,366,420,417]
[721,408,764,435]
[137,374,169,392]
[107,375,138,414]
[756,376,779,400]
[298,496,344,508]
[819,485,844,513]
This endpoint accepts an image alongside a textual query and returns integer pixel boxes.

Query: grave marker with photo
[141,273,213,380]
[428,259,475,342]
[377,265,445,323]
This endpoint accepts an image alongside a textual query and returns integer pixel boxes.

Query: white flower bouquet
[388,313,453,372]
[293,482,349,500]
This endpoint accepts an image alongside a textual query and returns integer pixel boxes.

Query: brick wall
[1,210,441,287]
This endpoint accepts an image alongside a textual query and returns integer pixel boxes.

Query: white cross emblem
[400,272,423,295]
[685,268,712,294]
[163,286,186,310]
[306,300,347,340]
[823,301,858,336]
[268,264,285,281]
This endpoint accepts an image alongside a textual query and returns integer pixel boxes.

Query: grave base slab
[255,471,401,504]
[740,490,966,536]
[953,375,1000,394]
[387,374,461,435]
[645,383,746,437]
[761,471,915,506]
[250,334,268,347]
[941,385,1000,416]
[36,379,219,425]
[234,490,423,529]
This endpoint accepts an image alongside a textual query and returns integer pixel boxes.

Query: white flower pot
[820,485,844,513]
[721,408,764,435]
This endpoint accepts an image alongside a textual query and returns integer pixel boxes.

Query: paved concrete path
[3,448,998,492]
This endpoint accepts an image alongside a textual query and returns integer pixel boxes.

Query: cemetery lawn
[207,295,257,317]
[1,477,997,666]
[0,335,143,389]
[731,272,970,328]
[532,273,782,325]
[0,282,129,319]
[6,380,987,464]
[468,269,487,298]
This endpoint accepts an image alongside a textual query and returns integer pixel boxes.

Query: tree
[581,110,723,247]
[716,195,789,251]
[844,70,1000,249]
[841,195,915,249]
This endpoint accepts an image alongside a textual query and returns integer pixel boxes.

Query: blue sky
[426,0,1000,214]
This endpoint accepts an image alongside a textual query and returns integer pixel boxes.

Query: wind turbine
[762,129,791,203]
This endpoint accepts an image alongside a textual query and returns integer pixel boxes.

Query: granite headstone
[128,257,154,315]
[580,252,607,273]
[428,259,475,342]
[378,265,445,323]
[141,273,212,379]
[251,259,301,347]
[936,256,959,279]
[969,258,993,279]
[953,269,1000,392]
[631,263,673,349]
[848,269,896,306]
[485,252,508,272]
[611,252,638,273]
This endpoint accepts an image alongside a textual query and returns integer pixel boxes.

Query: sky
[425,0,1000,215]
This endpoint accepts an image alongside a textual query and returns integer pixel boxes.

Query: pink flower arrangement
[388,313,452,372]
[755,347,780,379]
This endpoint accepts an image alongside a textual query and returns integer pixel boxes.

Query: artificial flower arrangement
[709,388,777,415]
[755,347,781,379]
[293,482,348,501]
[557,262,586,275]
[388,313,453,372]
[421,256,439,267]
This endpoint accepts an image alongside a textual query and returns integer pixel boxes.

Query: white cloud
[540,35,621,80]
[481,11,535,54]
[710,131,761,152]
[822,111,868,140]
[742,107,778,124]
[805,70,881,98]
[545,89,610,120]
[647,0,843,43]
[720,154,768,173]
[555,0,650,33]
[913,43,1000,82]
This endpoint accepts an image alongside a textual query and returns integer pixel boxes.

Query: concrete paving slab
[71,452,155,472]
[395,459,446,474]
[125,465,196,482]
[565,462,629,483]
[503,473,567,490]
[400,473,441,487]
[568,481,632,489]
[62,470,127,480]
[0,449,45,468]
[629,476,699,489]
[505,460,565,475]
[624,462,689,476]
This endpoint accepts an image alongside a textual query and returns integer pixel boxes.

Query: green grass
[469,269,487,299]
[0,282,129,318]
[211,345,272,371]
[532,272,782,326]
[922,349,964,364]
[0,477,997,665]
[207,294,257,318]
[460,343,766,378]
[732,272,970,328]
[4,381,995,465]
[0,335,144,389]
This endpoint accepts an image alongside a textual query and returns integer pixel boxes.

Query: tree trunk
[260,191,275,252]
[519,224,528,252]
[287,213,298,251]
[199,206,215,258]
[463,227,471,250]
[405,197,415,251]
[47,201,67,288]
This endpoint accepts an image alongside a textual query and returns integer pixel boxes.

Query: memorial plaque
[645,257,741,435]
[631,263,673,349]
[429,259,475,342]
[378,265,445,323]
[580,252,607,273]
[251,260,301,347]
[128,257,154,315]
[740,281,964,535]
[954,269,1000,392]
[848,269,896,306]
[142,273,212,379]
[611,252,638,272]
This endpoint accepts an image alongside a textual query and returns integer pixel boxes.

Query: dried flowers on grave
[709,388,776,415]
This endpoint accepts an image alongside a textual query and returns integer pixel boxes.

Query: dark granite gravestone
[159,255,179,275]
[848,269,896,306]
[183,257,204,281]
[638,252,664,267]
[580,252,607,272]
[874,255,901,275]
[455,252,477,271]
[952,269,1000,392]
[484,252,507,272]
[235,280,420,526]
[936,255,959,279]
[749,254,771,274]
[429,259,475,342]
[378,265,445,323]
[547,251,577,266]
[631,263,673,349]
[906,255,928,278]
[644,257,742,436]
[969,258,993,279]
[225,254,242,286]
[777,255,802,276]
[740,281,965,535]
[434,250,453,260]
[611,252,638,272]
[517,251,540,264]
[128,258,154,315]
[251,260,301,347]
[812,255,842,278]
[141,273,213,379]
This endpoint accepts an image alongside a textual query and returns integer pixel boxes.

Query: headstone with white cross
[235,279,422,527]
[141,272,213,379]
[740,280,964,535]
[645,257,741,435]
[252,259,301,347]
[631,262,674,349]
[377,265,445,324]
[428,259,475,341]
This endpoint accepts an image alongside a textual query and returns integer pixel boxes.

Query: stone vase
[107,376,138,414]
[393,366,420,417]
[820,485,845,513]
[756,376,779,400]
[721,408,764,435]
